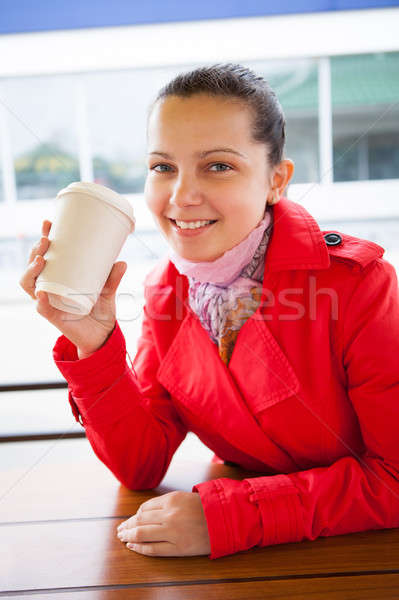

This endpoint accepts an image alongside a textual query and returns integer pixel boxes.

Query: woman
[20,64,399,559]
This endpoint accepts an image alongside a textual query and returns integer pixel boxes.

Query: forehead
[147,94,254,145]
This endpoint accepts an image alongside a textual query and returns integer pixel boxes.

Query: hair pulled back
[148,63,286,167]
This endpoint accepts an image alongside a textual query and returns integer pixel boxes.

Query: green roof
[330,52,399,107]
[257,52,399,112]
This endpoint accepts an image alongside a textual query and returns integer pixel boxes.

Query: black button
[324,232,342,246]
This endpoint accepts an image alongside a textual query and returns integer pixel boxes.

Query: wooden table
[1,438,398,598]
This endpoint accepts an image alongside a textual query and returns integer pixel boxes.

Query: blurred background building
[1,1,398,437]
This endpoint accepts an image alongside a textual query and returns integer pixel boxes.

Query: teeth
[175,220,214,229]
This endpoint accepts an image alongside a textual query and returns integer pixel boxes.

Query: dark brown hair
[148,63,286,167]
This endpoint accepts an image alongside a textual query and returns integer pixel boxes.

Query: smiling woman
[22,63,399,560]
[144,91,293,261]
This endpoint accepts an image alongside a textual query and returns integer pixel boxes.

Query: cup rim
[57,181,135,233]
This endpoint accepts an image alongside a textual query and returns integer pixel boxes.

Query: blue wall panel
[0,0,398,35]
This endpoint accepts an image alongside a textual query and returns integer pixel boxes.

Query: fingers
[118,509,163,532]
[118,524,167,544]
[137,495,167,512]
[117,520,179,556]
[27,236,50,266]
[19,254,47,300]
[36,289,52,312]
[117,493,180,532]
[126,542,175,556]
[20,220,52,300]
[101,261,127,296]
[28,219,52,265]
[41,219,52,237]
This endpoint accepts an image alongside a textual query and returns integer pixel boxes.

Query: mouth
[168,218,218,236]
[169,218,217,229]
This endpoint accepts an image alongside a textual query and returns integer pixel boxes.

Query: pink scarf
[168,207,273,361]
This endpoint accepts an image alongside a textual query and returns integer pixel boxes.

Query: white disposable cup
[35,181,135,316]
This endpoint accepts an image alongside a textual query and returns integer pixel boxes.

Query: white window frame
[0,6,398,234]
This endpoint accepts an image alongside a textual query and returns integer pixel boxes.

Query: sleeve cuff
[193,478,261,559]
[244,474,305,547]
[193,474,305,559]
[52,320,127,396]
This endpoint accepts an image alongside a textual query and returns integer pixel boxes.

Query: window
[86,66,181,193]
[1,75,80,200]
[0,165,3,203]
[332,52,399,182]
[247,58,319,184]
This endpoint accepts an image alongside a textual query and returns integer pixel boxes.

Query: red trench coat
[53,197,399,559]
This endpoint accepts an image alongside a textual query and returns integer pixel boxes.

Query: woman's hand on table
[116,491,211,557]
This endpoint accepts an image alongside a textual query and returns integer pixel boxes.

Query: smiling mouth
[168,217,217,223]
[169,218,218,229]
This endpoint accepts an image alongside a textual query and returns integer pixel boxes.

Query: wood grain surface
[3,574,399,599]
[1,438,398,598]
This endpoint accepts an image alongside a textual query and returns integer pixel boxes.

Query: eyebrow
[148,148,248,159]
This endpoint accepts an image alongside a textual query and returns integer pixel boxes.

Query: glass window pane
[86,66,181,194]
[332,52,399,182]
[0,389,83,437]
[0,166,3,203]
[1,75,80,200]
[247,58,319,184]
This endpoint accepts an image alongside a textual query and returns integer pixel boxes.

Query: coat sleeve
[194,258,399,559]
[52,305,188,489]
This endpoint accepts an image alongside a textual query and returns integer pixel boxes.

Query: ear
[267,159,295,205]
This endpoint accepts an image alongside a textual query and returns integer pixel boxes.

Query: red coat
[53,197,399,559]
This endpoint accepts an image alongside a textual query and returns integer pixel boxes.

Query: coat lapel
[228,315,301,414]
[157,307,299,473]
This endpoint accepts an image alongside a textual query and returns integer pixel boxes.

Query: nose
[169,175,202,207]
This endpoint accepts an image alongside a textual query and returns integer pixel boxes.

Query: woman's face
[144,93,273,262]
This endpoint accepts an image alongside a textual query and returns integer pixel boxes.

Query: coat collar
[265,197,330,272]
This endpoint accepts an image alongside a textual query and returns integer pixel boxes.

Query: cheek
[144,182,165,218]
[222,199,254,225]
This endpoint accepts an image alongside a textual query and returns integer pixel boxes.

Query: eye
[150,163,173,173]
[209,163,232,172]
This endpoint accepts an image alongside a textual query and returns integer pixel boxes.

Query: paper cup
[35,181,135,315]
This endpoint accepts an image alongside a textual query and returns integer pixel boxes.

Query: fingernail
[127,543,136,551]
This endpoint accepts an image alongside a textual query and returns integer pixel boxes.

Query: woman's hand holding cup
[19,219,128,359]
[20,182,134,358]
